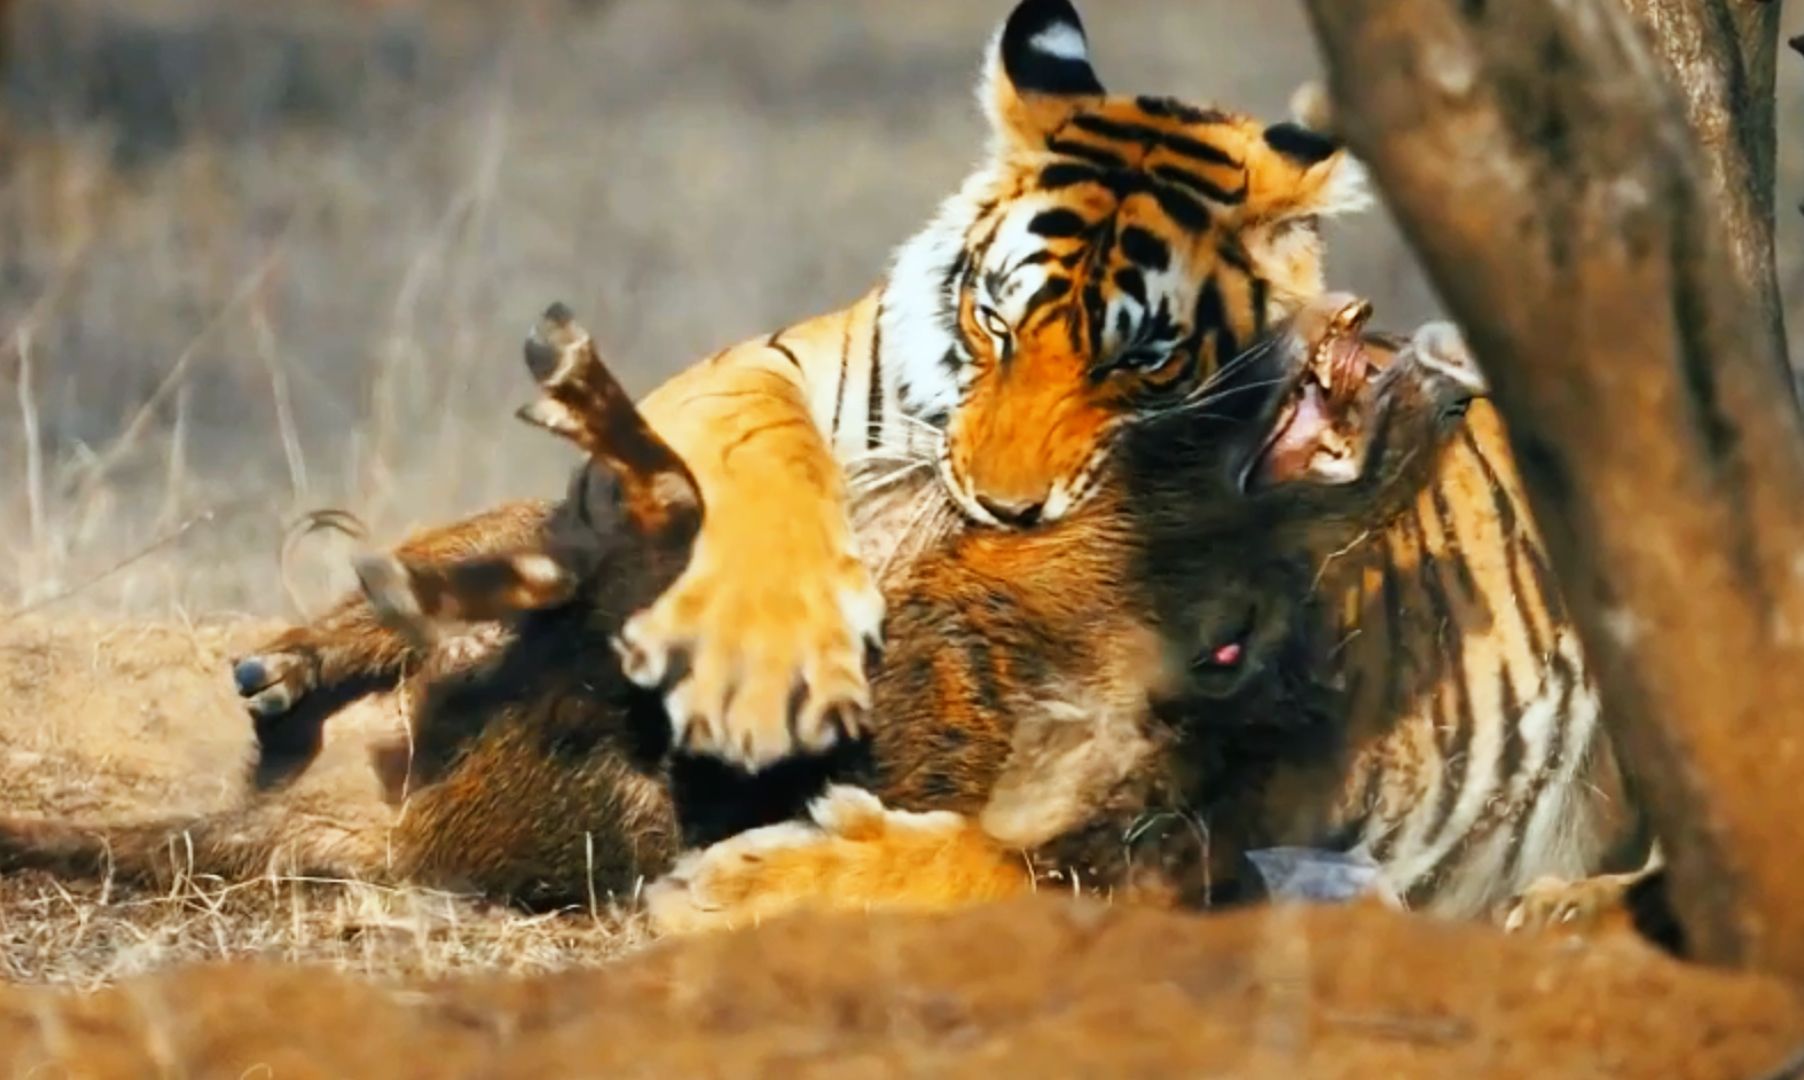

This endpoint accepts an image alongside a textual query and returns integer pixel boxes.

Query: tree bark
[1618,0,1788,383]
[1300,0,1804,978]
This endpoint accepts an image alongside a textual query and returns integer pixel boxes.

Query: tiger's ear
[1242,118,1372,224]
[981,0,1106,150]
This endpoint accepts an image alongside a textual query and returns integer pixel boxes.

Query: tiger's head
[881,0,1369,527]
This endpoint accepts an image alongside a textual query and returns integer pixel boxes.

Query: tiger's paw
[642,821,838,937]
[643,786,996,936]
[614,508,884,770]
[1499,872,1640,936]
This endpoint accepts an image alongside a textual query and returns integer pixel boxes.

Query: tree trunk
[1618,0,1789,382]
[1300,0,1804,979]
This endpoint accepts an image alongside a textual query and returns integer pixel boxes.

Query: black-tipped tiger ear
[1243,120,1371,225]
[984,0,1104,148]
[1241,83,1367,223]
[999,0,1103,98]
[1262,122,1342,170]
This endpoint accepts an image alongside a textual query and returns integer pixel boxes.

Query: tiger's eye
[978,305,1012,341]
[1121,349,1170,371]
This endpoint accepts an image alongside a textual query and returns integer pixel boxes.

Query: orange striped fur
[647,333,1652,938]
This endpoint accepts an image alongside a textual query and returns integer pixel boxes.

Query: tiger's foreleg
[622,311,886,770]
[640,789,1248,937]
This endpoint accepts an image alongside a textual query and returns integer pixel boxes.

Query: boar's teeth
[1275,397,1299,429]
[1311,345,1336,390]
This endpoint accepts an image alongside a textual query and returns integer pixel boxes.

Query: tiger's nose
[976,495,1044,527]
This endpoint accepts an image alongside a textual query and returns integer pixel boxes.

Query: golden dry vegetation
[0,615,655,987]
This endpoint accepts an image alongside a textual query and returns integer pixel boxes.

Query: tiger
[0,294,1481,916]
[645,310,1661,937]
[229,0,1371,782]
[0,294,1658,945]
[631,58,1668,942]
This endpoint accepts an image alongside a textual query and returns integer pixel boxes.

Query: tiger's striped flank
[1299,400,1642,917]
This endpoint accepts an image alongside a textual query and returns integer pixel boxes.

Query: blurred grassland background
[1,0,1799,617]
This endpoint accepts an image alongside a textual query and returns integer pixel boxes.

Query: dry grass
[0,614,657,988]
[0,0,1459,619]
[0,868,652,989]
[1,0,1798,616]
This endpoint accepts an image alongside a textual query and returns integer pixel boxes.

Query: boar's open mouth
[1241,297,1394,494]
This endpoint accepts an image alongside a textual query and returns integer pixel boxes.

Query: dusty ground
[2,615,1802,1077]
